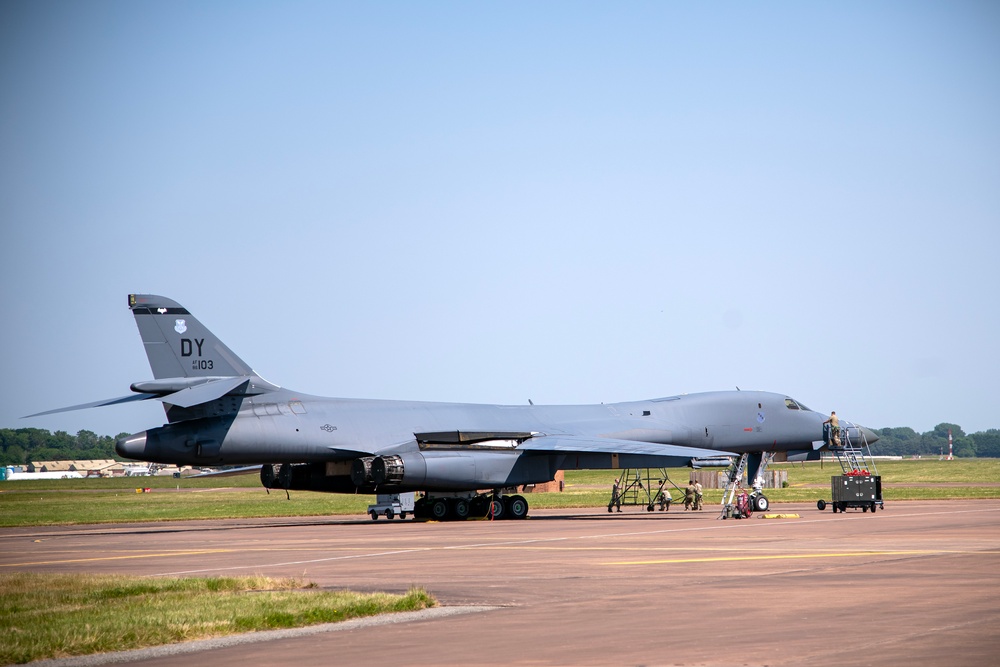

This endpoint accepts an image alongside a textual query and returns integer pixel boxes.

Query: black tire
[832,503,838,513]
[386,508,395,520]
[753,495,769,512]
[413,497,426,519]
[507,495,529,520]
[489,497,505,520]
[451,498,471,520]
[817,499,827,511]
[370,510,378,521]
[430,498,449,521]
[870,502,877,513]
[400,512,407,520]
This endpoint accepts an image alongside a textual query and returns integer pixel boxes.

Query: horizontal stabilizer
[24,392,159,418]
[25,376,254,418]
[520,435,731,461]
[156,376,250,408]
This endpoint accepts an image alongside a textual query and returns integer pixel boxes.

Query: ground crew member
[694,480,703,510]
[657,488,672,511]
[823,411,841,446]
[684,480,696,510]
[608,478,622,513]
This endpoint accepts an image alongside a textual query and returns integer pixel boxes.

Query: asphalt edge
[23,606,500,667]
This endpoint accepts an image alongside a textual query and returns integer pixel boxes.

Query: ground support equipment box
[367,492,415,520]
[820,475,883,514]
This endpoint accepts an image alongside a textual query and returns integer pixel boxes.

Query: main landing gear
[414,491,529,521]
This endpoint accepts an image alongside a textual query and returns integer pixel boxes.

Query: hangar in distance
[30,294,878,521]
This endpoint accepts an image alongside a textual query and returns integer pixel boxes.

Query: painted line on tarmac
[40,503,996,577]
[601,550,951,565]
[153,548,434,576]
[0,549,233,568]
[25,605,501,667]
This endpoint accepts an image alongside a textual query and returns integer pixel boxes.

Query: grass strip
[0,573,434,665]
[1,459,997,526]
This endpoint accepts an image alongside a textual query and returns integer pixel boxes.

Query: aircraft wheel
[370,510,378,521]
[386,508,395,520]
[430,498,449,521]
[507,495,528,519]
[489,497,505,520]
[817,499,827,511]
[451,498,471,520]
[753,495,769,512]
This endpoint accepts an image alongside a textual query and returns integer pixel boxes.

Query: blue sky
[2,1,998,439]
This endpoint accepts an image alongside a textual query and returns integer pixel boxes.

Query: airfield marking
[153,548,435,576]
[0,549,233,568]
[7,504,997,575]
[601,549,983,566]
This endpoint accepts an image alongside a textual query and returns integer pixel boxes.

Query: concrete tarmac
[3,500,999,666]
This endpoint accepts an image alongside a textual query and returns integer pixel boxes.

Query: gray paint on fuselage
[148,389,830,466]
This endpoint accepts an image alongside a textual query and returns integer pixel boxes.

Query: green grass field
[1,458,997,526]
[0,573,434,664]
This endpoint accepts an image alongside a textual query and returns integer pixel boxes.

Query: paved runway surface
[4,500,999,666]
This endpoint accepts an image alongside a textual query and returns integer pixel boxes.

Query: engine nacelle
[350,449,554,492]
[350,457,375,486]
[260,462,363,494]
[371,455,404,485]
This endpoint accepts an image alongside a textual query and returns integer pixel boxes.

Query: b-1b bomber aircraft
[31,294,878,521]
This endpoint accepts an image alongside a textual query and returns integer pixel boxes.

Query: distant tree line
[0,428,128,467]
[874,424,1000,458]
[2,424,1000,467]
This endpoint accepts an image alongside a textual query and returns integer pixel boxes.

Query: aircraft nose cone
[860,426,879,445]
[116,431,147,459]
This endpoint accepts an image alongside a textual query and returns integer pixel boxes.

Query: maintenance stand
[609,468,678,512]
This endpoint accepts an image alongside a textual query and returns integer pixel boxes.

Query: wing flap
[520,435,731,461]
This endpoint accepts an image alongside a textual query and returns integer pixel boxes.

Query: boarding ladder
[719,454,748,517]
[719,452,774,518]
[826,424,879,476]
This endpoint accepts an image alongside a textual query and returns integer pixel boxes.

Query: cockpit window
[785,398,811,411]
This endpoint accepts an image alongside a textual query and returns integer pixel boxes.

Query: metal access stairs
[826,424,879,476]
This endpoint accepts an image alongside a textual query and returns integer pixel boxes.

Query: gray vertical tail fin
[128,294,253,379]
